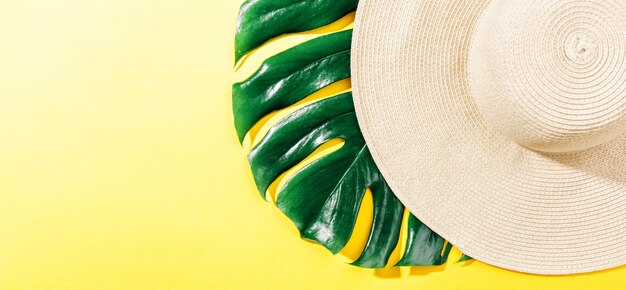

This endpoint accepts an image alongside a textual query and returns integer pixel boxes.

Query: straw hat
[351,0,625,274]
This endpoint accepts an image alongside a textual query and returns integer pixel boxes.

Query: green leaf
[396,215,452,266]
[458,254,473,262]
[235,0,358,63]
[249,94,404,266]
[233,30,352,143]
[233,1,468,268]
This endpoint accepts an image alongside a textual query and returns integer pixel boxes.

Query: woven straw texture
[351,0,625,275]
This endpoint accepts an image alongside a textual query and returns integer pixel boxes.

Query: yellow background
[0,1,624,289]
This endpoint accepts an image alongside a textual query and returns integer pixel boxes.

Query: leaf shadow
[459,259,476,268]
[408,265,447,276]
[373,267,402,279]
[373,264,448,279]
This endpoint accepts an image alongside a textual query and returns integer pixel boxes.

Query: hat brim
[351,0,626,275]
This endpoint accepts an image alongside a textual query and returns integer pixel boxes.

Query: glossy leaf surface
[249,93,405,266]
[235,0,358,62]
[233,30,351,143]
[396,215,452,266]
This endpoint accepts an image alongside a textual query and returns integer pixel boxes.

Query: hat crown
[468,0,626,153]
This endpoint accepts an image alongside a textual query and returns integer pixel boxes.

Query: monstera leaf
[233,0,470,268]
[235,0,358,63]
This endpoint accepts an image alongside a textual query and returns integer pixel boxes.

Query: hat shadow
[538,141,625,182]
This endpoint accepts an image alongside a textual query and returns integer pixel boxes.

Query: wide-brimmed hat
[352,0,625,274]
